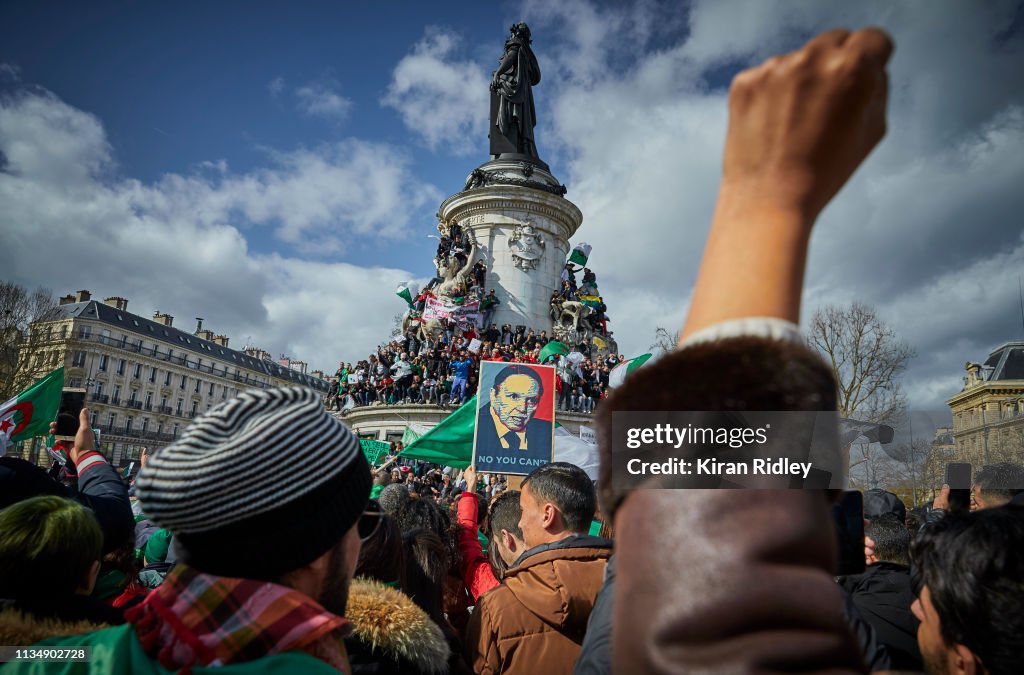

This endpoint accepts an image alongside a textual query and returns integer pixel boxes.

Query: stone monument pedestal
[440,159,582,333]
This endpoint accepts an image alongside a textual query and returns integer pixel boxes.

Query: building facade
[13,290,329,468]
[946,341,1024,467]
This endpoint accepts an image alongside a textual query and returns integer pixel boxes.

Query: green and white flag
[568,242,592,266]
[0,367,65,453]
[608,354,652,389]
[396,282,415,307]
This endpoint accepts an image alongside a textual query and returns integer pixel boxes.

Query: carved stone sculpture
[508,222,545,271]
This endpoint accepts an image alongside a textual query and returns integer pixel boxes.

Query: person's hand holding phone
[48,407,96,466]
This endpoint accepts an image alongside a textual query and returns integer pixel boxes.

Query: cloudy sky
[1,1,1021,411]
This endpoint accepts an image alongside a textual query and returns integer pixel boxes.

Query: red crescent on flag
[9,402,33,437]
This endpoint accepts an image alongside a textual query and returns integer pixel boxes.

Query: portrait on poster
[472,362,556,475]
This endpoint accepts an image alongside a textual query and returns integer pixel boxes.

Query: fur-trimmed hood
[345,578,450,674]
[0,605,111,647]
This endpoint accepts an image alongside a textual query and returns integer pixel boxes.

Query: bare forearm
[680,191,812,343]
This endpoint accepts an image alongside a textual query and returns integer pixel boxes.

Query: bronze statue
[490,23,541,161]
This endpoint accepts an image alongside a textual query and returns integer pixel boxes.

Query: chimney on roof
[197,329,215,341]
[75,290,91,302]
[104,296,128,311]
[312,369,325,380]
[59,294,76,306]
[279,356,291,368]
[293,361,308,375]
[213,334,230,347]
[153,312,174,327]
[195,318,204,334]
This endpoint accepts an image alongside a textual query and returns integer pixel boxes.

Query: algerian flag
[538,340,568,364]
[402,422,432,447]
[608,354,652,389]
[360,439,391,466]
[399,396,478,468]
[396,282,415,307]
[0,367,65,453]
[568,242,592,266]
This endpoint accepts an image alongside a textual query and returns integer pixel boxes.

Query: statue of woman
[490,23,541,160]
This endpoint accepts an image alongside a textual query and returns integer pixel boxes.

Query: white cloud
[295,81,353,121]
[382,26,489,154]
[0,88,437,373]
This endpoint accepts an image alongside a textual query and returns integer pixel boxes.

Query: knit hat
[136,386,370,580]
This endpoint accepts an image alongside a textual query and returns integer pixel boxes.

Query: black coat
[838,562,922,671]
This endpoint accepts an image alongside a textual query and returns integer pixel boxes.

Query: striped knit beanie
[136,386,370,580]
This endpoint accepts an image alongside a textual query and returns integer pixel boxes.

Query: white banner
[422,297,481,323]
[579,425,597,444]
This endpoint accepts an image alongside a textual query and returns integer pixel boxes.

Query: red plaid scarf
[125,564,351,671]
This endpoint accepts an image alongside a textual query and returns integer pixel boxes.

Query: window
[172,423,179,438]
[78,325,92,339]
[133,363,142,379]
[208,382,215,396]
[194,379,201,393]
[145,392,153,408]
[128,390,137,405]
[180,375,187,390]
[68,377,82,388]
[141,418,149,433]
[190,401,199,417]
[90,411,98,427]
[149,367,156,383]
[72,351,86,367]
[98,354,108,371]
[117,359,126,375]
[125,416,133,433]
[95,381,103,397]
[120,335,128,348]
[112,385,121,404]
[160,395,168,411]
[107,413,116,427]
[60,326,68,339]
[176,399,183,415]
[164,371,171,386]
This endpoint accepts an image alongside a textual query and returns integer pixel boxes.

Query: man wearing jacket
[466,462,612,674]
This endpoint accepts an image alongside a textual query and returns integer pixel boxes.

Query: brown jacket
[465,535,612,675]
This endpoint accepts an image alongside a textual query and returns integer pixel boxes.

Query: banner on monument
[423,297,481,323]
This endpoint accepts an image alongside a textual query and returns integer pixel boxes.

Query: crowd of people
[326,329,623,415]
[2,26,1023,675]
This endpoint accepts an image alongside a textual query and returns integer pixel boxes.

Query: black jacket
[573,554,614,675]
[0,456,133,555]
[838,562,922,671]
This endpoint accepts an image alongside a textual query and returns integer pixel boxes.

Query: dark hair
[488,490,523,540]
[0,496,102,601]
[492,364,544,397]
[975,463,1024,504]
[401,528,450,628]
[393,496,461,573]
[355,513,404,588]
[910,505,1024,674]
[865,513,909,566]
[522,462,596,532]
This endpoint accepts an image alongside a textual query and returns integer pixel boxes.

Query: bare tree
[808,303,915,427]
[0,281,61,400]
[650,326,679,356]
